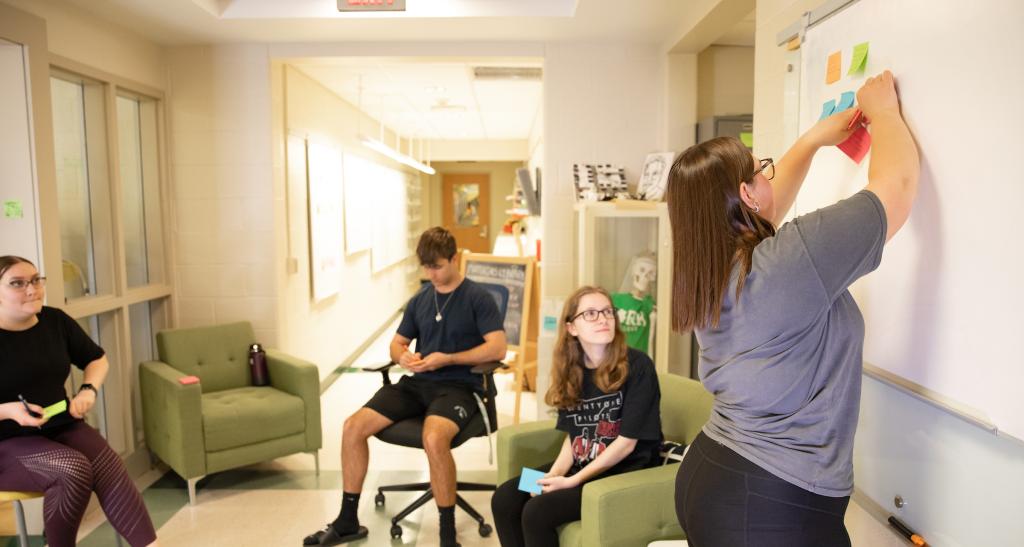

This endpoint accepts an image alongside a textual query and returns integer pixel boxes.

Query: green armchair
[496,373,713,547]
[139,321,322,504]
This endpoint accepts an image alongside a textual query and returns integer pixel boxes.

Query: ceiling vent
[472,67,543,81]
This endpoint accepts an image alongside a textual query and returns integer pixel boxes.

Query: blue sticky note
[517,467,545,495]
[820,99,837,120]
[836,91,855,112]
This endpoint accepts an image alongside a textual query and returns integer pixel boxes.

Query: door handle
[480,225,488,238]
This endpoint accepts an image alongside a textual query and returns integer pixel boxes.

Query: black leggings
[491,464,582,547]
[0,421,157,547]
[675,431,850,547]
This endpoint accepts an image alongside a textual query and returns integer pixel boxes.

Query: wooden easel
[460,253,538,424]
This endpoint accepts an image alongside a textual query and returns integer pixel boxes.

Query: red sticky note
[178,375,200,385]
[837,126,871,164]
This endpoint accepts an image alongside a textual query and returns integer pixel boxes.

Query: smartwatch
[79,383,98,396]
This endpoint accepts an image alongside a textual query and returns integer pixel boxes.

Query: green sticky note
[4,200,23,219]
[739,132,754,148]
[43,400,67,419]
[543,316,557,331]
[848,42,869,75]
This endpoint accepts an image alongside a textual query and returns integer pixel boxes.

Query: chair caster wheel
[374,492,385,507]
[479,523,493,537]
[390,524,403,539]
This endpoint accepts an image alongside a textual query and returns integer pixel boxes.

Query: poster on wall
[306,139,344,302]
[370,163,410,273]
[342,153,373,255]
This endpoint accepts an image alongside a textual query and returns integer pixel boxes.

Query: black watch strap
[79,383,98,395]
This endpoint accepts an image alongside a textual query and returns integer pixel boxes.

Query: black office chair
[369,282,510,540]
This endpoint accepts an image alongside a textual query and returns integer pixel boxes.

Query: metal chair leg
[187,476,204,505]
[13,500,29,547]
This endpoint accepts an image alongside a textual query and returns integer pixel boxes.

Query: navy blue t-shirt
[397,278,504,385]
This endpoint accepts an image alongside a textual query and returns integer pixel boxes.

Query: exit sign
[338,0,406,12]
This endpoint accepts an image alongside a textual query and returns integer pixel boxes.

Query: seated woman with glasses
[491,285,662,547]
[0,255,159,547]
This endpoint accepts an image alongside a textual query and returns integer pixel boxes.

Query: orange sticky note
[826,51,842,84]
[837,126,871,164]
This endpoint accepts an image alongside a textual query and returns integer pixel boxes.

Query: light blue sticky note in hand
[836,91,856,112]
[517,467,545,495]
[820,99,837,120]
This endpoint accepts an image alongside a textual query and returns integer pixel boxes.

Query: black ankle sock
[439,505,457,546]
[330,492,361,534]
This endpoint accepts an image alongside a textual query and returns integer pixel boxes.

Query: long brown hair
[545,286,630,409]
[666,137,776,332]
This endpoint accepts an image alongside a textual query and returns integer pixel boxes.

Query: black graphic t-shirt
[556,348,662,476]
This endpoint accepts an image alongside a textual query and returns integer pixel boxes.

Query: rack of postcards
[571,158,691,376]
[404,172,425,289]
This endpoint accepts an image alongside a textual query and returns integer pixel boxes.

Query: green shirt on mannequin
[611,292,654,354]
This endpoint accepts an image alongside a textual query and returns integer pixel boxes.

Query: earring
[751,202,760,213]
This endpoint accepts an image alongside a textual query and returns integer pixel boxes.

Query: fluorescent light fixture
[361,136,436,175]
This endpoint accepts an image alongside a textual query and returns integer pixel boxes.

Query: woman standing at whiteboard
[667,70,918,546]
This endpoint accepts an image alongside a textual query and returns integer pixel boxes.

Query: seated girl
[0,255,158,547]
[491,285,662,547]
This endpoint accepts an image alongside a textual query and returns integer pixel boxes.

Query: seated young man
[305,227,507,547]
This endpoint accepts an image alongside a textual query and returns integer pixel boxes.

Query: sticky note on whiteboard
[848,42,869,74]
[826,51,842,84]
[838,126,871,164]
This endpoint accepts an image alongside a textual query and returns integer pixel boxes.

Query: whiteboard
[795,0,1024,440]
[306,138,344,302]
[0,42,42,267]
[342,153,373,255]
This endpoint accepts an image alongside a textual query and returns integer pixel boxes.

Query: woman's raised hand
[857,70,901,120]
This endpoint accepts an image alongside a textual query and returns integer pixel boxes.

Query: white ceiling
[290,58,543,140]
[57,0,754,141]
[61,0,706,45]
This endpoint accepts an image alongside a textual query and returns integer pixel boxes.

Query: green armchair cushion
[155,321,254,393]
[201,387,306,452]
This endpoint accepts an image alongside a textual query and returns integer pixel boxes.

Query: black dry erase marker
[888,516,926,546]
[17,394,42,418]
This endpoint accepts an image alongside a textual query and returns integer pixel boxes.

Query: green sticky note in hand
[43,400,67,419]
[848,42,869,75]
[3,200,23,219]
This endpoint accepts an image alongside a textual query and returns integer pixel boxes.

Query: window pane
[51,75,114,301]
[128,298,168,443]
[117,95,165,286]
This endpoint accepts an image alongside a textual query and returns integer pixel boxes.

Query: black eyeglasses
[4,277,46,291]
[569,307,616,323]
[752,158,775,181]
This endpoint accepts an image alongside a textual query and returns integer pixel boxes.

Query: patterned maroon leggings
[0,421,157,547]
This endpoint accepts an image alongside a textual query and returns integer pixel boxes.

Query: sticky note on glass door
[3,200,23,219]
[838,126,871,164]
[848,42,869,75]
[826,51,842,84]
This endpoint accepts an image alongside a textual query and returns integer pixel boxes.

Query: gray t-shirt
[697,190,886,497]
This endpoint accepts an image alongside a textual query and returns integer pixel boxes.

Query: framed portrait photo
[637,152,675,201]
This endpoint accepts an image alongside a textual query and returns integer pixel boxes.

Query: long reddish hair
[665,137,776,332]
[545,286,630,409]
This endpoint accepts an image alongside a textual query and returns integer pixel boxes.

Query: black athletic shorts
[364,375,480,430]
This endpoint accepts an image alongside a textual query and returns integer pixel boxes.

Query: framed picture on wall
[637,152,675,201]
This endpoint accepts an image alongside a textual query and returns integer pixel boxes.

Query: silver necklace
[433,287,456,322]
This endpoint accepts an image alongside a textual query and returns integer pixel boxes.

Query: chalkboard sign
[462,254,535,348]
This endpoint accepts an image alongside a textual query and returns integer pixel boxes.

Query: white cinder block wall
[167,45,279,344]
